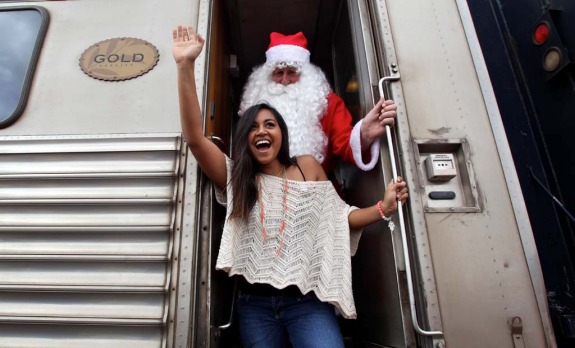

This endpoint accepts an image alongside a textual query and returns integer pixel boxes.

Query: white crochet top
[215,157,363,319]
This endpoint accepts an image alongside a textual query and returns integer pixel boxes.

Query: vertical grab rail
[378,75,443,337]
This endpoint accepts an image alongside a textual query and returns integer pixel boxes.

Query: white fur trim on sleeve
[350,119,380,171]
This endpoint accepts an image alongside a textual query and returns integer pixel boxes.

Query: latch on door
[414,139,480,213]
[512,316,526,348]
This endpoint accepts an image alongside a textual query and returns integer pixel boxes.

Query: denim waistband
[238,277,302,297]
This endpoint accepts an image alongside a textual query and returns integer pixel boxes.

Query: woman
[173,25,408,348]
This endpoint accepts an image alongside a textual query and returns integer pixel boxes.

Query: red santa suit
[239,31,380,176]
[321,92,380,176]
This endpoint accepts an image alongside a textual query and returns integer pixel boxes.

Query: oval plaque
[79,37,160,81]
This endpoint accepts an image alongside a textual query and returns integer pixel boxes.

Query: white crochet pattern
[215,157,363,319]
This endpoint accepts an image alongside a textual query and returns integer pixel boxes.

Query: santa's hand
[379,99,397,127]
[360,97,397,148]
[172,25,205,64]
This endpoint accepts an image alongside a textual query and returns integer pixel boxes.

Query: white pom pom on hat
[265,32,310,64]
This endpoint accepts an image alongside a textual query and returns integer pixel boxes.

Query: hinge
[512,316,526,348]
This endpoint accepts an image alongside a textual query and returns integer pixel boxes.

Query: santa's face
[248,109,283,170]
[240,62,329,163]
[271,66,300,85]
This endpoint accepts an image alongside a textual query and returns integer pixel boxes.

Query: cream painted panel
[0,0,199,135]
[385,0,546,347]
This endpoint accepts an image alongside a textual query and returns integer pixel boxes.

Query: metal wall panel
[0,325,163,348]
[0,135,182,348]
[377,0,551,346]
[0,0,199,136]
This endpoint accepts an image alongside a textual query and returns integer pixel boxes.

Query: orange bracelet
[377,200,392,221]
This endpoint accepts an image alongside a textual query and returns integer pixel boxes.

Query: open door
[334,1,419,347]
[194,0,428,347]
[196,0,442,347]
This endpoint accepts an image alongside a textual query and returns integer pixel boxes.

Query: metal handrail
[217,278,238,331]
[378,75,443,337]
[210,135,225,148]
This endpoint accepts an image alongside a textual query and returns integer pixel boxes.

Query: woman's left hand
[381,176,408,217]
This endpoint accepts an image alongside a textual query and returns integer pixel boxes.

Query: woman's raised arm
[173,25,226,188]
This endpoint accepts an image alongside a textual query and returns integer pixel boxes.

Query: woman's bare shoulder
[295,155,328,181]
[296,154,319,165]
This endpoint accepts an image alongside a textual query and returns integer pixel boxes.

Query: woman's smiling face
[248,109,283,166]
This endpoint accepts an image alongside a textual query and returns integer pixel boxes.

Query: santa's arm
[326,93,380,171]
[357,97,397,163]
[350,120,380,171]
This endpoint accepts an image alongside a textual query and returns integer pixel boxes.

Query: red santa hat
[265,32,310,65]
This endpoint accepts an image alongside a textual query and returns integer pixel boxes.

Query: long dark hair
[230,103,294,221]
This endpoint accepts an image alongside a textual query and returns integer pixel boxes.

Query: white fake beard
[240,64,330,163]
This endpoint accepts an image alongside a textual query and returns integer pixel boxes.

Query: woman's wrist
[376,200,392,221]
[176,60,195,71]
[377,200,396,232]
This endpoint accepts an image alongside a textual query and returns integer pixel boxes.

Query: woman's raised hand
[172,25,205,64]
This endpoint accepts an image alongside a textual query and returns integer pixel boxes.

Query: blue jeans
[236,291,345,348]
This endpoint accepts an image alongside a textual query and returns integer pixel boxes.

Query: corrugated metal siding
[0,135,182,348]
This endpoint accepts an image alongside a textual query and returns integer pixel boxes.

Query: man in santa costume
[239,31,397,180]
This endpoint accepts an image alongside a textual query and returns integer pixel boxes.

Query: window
[0,6,49,128]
